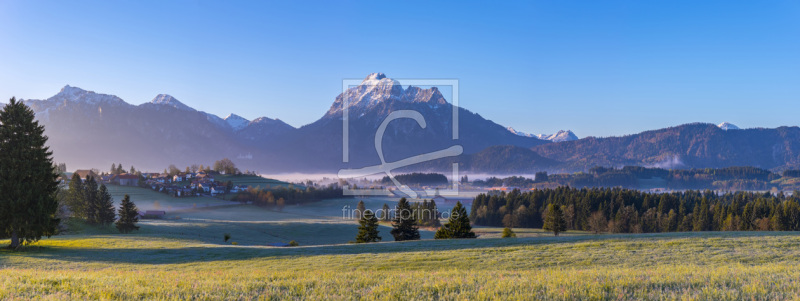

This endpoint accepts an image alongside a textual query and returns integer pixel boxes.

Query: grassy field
[4,231,800,299]
[104,185,204,211]
[5,190,800,299]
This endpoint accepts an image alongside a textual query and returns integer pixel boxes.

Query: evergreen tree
[83,176,100,224]
[0,97,60,249]
[693,198,711,231]
[543,204,567,236]
[390,198,420,241]
[355,209,381,243]
[116,194,140,233]
[66,173,86,219]
[435,201,476,239]
[96,184,116,225]
[110,163,117,174]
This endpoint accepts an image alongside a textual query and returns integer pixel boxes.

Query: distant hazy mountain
[260,73,548,171]
[507,127,578,142]
[536,130,579,142]
[22,86,288,171]
[23,77,799,175]
[530,123,800,172]
[22,74,547,173]
[409,145,560,174]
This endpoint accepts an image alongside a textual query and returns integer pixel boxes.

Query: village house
[152,173,171,184]
[210,186,225,196]
[115,173,139,186]
[100,174,114,183]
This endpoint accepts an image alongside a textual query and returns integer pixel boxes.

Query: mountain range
[20,73,800,174]
[507,127,579,142]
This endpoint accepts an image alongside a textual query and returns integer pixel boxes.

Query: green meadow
[4,186,800,300]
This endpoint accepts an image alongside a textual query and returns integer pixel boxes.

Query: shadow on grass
[3,230,798,265]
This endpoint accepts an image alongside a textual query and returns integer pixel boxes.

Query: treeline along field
[232,185,342,209]
[473,166,800,191]
[472,187,800,233]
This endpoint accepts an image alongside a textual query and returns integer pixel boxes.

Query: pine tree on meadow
[83,176,100,224]
[97,184,116,225]
[543,203,567,236]
[66,173,86,219]
[0,97,60,249]
[116,194,140,234]
[355,209,381,243]
[434,201,476,239]
[390,198,420,241]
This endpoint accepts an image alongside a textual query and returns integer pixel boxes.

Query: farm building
[115,174,139,186]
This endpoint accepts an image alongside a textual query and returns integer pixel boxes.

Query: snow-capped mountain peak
[507,127,578,142]
[537,130,578,142]
[326,73,449,115]
[225,113,250,130]
[58,85,84,97]
[363,72,388,81]
[45,85,127,105]
[718,122,740,131]
[149,94,194,111]
[507,127,535,138]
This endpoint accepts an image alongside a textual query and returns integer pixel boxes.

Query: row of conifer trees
[472,186,800,233]
[65,173,140,233]
[354,198,475,243]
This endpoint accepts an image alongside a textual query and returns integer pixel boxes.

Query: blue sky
[1,0,799,138]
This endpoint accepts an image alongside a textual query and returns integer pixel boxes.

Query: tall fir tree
[435,201,476,239]
[83,176,100,224]
[543,204,567,236]
[96,184,116,225]
[116,194,140,233]
[66,173,86,219]
[0,97,61,249]
[390,198,420,241]
[355,209,381,243]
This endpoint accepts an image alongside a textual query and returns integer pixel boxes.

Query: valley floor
[4,231,800,299]
[3,188,800,299]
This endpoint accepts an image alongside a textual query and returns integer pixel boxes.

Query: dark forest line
[471,186,800,233]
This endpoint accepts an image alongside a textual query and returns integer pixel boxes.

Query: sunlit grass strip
[4,232,800,299]
[2,264,799,300]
